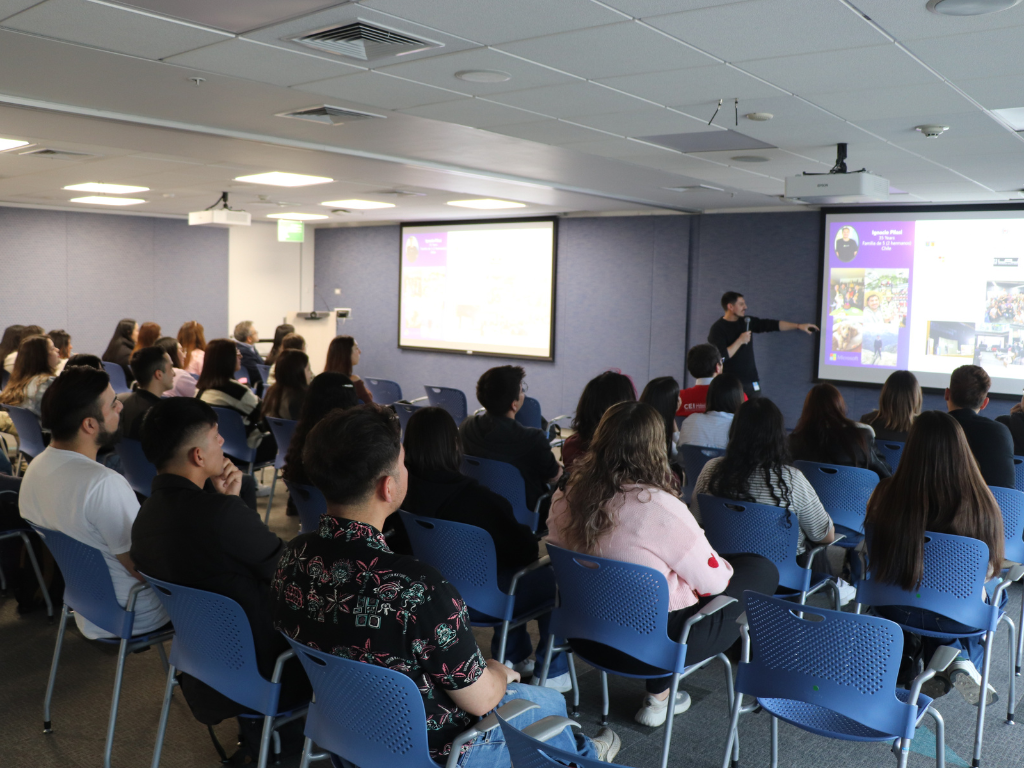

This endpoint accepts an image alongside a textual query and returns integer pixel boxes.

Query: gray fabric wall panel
[0,208,70,334]
[152,218,229,341]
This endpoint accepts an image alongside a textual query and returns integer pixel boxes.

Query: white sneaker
[635,690,691,727]
[255,482,272,498]
[533,671,572,693]
[591,727,621,763]
[505,657,535,679]
[948,659,998,706]
[836,578,857,607]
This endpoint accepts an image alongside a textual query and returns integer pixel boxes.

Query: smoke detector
[915,124,950,138]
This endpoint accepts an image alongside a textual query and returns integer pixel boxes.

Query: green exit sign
[277,219,305,242]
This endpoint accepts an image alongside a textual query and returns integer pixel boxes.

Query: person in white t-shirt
[677,373,745,451]
[19,365,168,639]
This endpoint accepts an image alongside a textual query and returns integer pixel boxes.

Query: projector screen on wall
[399,218,556,360]
[817,206,1024,396]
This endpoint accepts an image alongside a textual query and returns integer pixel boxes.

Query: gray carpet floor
[2,481,1023,768]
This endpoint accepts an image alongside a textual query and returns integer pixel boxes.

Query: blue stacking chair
[0,476,53,617]
[989,485,1024,676]
[285,481,327,535]
[393,402,423,439]
[876,440,905,471]
[793,461,879,547]
[363,377,403,404]
[424,385,468,424]
[31,526,173,768]
[724,591,956,768]
[256,364,271,387]
[540,543,737,768]
[698,494,842,610]
[5,405,46,477]
[102,361,130,394]
[857,532,1024,766]
[210,407,274,477]
[115,438,157,498]
[498,714,631,768]
[144,577,309,768]
[678,444,726,504]
[461,455,547,533]
[263,417,297,524]
[516,396,543,430]
[1014,456,1024,494]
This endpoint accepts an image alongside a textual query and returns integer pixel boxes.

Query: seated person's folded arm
[446,658,518,717]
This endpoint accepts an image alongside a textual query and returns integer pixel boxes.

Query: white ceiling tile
[163,39,363,87]
[485,82,650,119]
[1,0,230,59]
[0,0,41,22]
[572,108,709,137]
[687,147,830,176]
[376,47,572,95]
[851,0,1024,42]
[957,74,1024,110]
[357,0,624,45]
[485,120,610,146]
[897,181,1005,202]
[905,28,1024,81]
[295,71,469,110]
[597,64,783,108]
[810,83,976,122]
[598,0,747,17]
[495,21,715,80]
[113,0,342,35]
[706,95,867,147]
[398,98,543,128]
[555,137,669,159]
[644,0,887,63]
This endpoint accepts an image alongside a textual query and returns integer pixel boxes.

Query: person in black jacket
[945,365,1015,488]
[101,318,138,385]
[233,320,264,392]
[996,396,1024,457]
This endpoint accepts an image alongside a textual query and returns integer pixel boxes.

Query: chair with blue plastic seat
[857,532,1024,767]
[4,405,46,477]
[516,396,543,430]
[256,364,271,388]
[461,454,546,533]
[115,438,157,498]
[0,476,53,618]
[723,591,956,768]
[877,440,905,471]
[498,713,631,768]
[989,485,1024,676]
[424,385,468,424]
[31,525,173,768]
[102,361,130,394]
[144,577,308,768]
[539,543,737,768]
[793,460,879,547]
[393,402,422,439]
[210,407,273,477]
[698,494,843,610]
[263,417,297,524]
[1014,456,1024,494]
[679,444,726,504]
[363,377,402,405]
[284,481,327,535]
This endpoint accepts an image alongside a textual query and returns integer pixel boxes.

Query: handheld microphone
[745,318,750,333]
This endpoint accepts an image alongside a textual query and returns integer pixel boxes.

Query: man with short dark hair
[19,366,168,639]
[945,365,1015,488]
[120,347,174,440]
[271,404,619,765]
[835,226,859,261]
[459,366,561,513]
[676,343,747,418]
[233,321,263,389]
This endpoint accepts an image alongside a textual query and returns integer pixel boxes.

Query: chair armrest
[800,534,846,570]
[445,700,540,768]
[680,595,737,644]
[508,556,552,596]
[269,648,296,684]
[522,716,580,742]
[907,645,960,706]
[533,491,553,515]
[735,611,747,627]
[125,580,151,612]
[990,563,1024,605]
[408,396,428,403]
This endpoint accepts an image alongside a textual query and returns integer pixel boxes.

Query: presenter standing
[708,291,819,399]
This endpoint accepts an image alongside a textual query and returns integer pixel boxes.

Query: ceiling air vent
[20,148,96,159]
[291,21,441,61]
[277,105,385,126]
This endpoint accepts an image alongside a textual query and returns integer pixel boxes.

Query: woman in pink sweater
[547,401,778,728]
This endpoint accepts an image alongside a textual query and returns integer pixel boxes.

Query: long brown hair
[133,322,162,354]
[0,336,53,405]
[263,350,309,418]
[792,383,866,465]
[561,401,678,554]
[873,370,922,433]
[177,321,207,369]
[865,410,1004,589]
[324,335,355,377]
[196,338,238,390]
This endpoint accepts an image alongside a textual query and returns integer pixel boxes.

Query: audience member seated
[48,329,72,374]
[154,336,197,398]
[676,343,746,418]
[2,324,42,374]
[233,320,264,388]
[18,366,168,639]
[266,333,305,386]
[560,371,635,470]
[945,365,1014,488]
[677,373,744,450]
[789,383,891,478]
[546,401,779,727]
[460,366,562,518]
[860,370,922,442]
[640,376,682,462]
[864,410,1005,704]
[119,347,174,440]
[132,398,309,725]
[324,335,373,403]
[196,339,276,466]
[282,372,359,490]
[102,318,139,385]
[0,334,60,417]
[132,322,161,354]
[64,353,102,369]
[262,350,310,421]
[263,323,295,366]
[177,320,207,376]
[271,404,620,765]
[997,387,1024,456]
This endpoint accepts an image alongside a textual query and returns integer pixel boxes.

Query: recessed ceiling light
[320,199,396,210]
[266,212,329,220]
[744,113,773,122]
[731,155,770,163]
[64,182,150,194]
[992,107,1024,131]
[447,199,526,210]
[455,70,512,83]
[0,137,31,152]
[665,184,726,193]
[70,196,146,206]
[234,172,334,187]
[926,0,1021,16]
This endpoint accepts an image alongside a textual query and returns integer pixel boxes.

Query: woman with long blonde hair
[176,321,207,375]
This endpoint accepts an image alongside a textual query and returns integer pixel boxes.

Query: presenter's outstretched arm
[778,321,819,334]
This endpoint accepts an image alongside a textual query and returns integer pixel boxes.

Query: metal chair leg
[103,637,131,768]
[43,604,70,733]
[496,620,509,665]
[1017,584,1024,677]
[537,635,556,686]
[720,688,744,768]
[150,664,177,768]
[896,737,910,768]
[257,713,275,768]
[600,671,609,726]
[972,629,996,766]
[659,673,681,768]
[156,641,169,673]
[20,531,53,618]
[718,654,739,766]
[770,715,779,768]
[927,706,945,768]
[263,472,278,525]
[566,652,579,719]
[1003,615,1017,724]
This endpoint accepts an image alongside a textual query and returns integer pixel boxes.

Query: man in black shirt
[708,291,819,399]
[945,365,1015,488]
[119,347,173,440]
[835,226,859,261]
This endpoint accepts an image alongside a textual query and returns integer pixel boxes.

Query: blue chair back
[399,511,509,619]
[284,636,438,768]
[498,715,621,768]
[144,577,283,715]
[546,543,685,674]
[363,378,403,405]
[738,591,916,740]
[424,385,467,424]
[698,494,810,593]
[461,455,537,532]
[876,441,904,471]
[1015,456,1024,494]
[116,438,157,497]
[265,417,297,471]
[793,461,878,536]
[285,481,327,535]
[30,525,136,637]
[858,531,997,633]
[256,364,271,387]
[679,444,725,502]
[990,485,1024,564]
[102,362,130,394]
[210,407,257,465]
[5,405,46,460]
[516,396,543,430]
[393,403,422,439]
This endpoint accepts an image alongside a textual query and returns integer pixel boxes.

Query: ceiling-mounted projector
[784,143,889,204]
[188,191,251,227]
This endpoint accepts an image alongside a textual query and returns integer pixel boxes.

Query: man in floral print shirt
[271,404,620,765]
